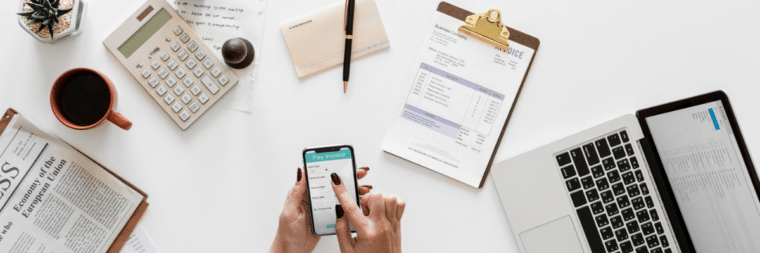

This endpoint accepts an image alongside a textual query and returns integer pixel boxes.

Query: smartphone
[302,144,360,236]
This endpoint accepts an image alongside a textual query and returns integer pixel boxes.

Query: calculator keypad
[195,50,206,60]
[211,67,221,77]
[181,93,192,104]
[178,50,189,61]
[160,52,170,61]
[166,77,177,88]
[186,58,197,69]
[164,94,175,104]
[173,86,185,96]
[187,41,199,52]
[173,26,183,36]
[219,75,229,86]
[148,77,160,88]
[158,68,169,79]
[182,77,194,87]
[179,110,191,121]
[203,58,214,69]
[201,75,220,95]
[167,59,179,70]
[171,102,182,112]
[156,85,168,96]
[175,68,187,79]
[141,69,151,78]
[193,67,204,78]
[130,24,236,130]
[190,85,202,96]
[198,93,209,104]
[189,102,200,113]
[171,42,181,52]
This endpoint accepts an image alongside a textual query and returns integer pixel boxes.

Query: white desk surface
[2,0,760,252]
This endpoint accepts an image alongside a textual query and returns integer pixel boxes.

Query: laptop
[491,91,760,253]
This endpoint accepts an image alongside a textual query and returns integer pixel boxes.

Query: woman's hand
[269,168,372,253]
[330,173,405,253]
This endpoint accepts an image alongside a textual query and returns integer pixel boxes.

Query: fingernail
[362,185,373,189]
[360,167,370,171]
[335,204,344,218]
[331,173,342,185]
[297,168,302,182]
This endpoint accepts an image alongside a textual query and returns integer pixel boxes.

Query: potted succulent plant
[17,0,85,43]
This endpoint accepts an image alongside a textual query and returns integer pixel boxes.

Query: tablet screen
[646,100,760,252]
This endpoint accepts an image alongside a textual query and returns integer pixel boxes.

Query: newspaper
[0,114,144,253]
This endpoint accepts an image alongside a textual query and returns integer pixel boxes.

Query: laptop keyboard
[556,130,672,253]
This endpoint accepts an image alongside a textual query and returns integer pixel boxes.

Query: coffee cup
[50,68,132,130]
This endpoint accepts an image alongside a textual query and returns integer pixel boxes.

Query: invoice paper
[171,0,267,113]
[382,11,535,188]
[120,225,159,253]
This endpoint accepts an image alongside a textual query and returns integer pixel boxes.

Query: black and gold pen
[343,0,356,93]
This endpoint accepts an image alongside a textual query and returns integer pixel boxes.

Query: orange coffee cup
[50,68,132,130]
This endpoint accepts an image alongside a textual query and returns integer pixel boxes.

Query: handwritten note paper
[172,0,267,112]
[120,226,159,253]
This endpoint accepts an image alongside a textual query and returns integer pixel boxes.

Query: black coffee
[58,72,111,126]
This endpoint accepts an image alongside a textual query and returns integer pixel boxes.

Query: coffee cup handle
[107,111,132,130]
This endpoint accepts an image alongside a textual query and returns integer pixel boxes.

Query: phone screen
[303,146,359,236]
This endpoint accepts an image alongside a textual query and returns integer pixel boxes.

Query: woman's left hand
[269,167,372,253]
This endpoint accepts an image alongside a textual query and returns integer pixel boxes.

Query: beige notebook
[280,0,390,78]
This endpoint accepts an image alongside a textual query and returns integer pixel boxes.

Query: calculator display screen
[118,8,172,59]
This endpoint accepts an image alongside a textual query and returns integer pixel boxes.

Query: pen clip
[344,0,348,31]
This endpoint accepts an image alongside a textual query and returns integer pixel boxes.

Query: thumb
[335,205,354,253]
[284,168,307,210]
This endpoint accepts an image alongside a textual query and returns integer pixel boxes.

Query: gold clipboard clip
[458,9,510,51]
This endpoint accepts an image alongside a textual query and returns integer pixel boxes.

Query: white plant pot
[17,0,86,43]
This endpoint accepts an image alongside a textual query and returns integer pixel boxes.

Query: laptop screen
[645,100,760,252]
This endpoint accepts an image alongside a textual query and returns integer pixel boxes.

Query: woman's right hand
[330,173,405,253]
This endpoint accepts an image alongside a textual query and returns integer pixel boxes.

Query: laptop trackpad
[520,216,583,253]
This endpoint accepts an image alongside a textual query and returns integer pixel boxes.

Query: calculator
[103,0,238,130]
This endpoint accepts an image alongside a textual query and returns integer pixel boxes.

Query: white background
[1,0,760,252]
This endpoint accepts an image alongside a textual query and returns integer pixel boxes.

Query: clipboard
[0,108,149,253]
[441,2,540,188]
[382,2,540,188]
